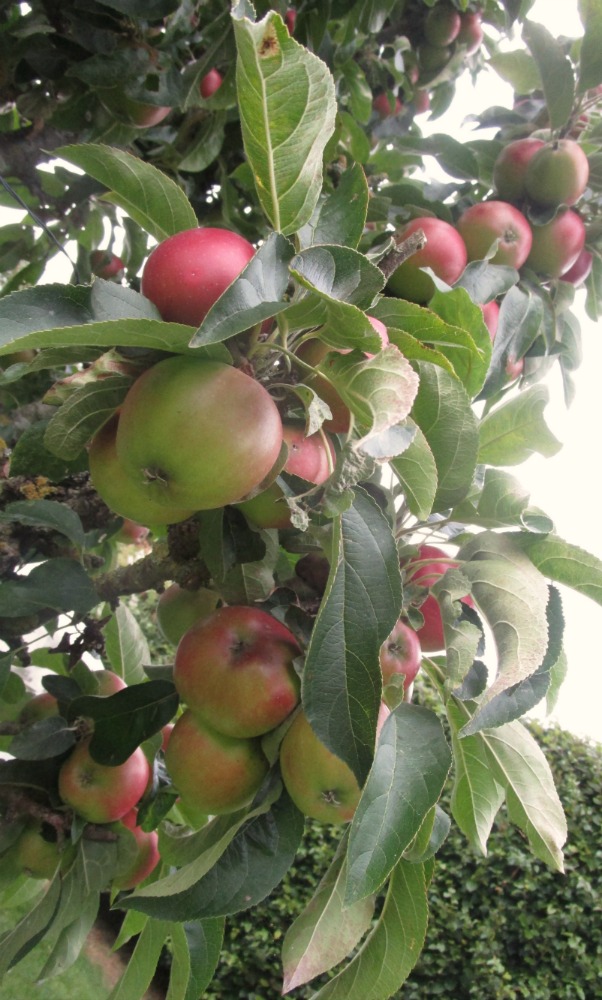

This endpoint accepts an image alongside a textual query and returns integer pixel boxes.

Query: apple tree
[0,0,601,996]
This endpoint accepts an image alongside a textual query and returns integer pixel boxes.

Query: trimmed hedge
[202,723,602,999]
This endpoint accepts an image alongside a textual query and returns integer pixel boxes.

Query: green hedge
[200,722,602,999]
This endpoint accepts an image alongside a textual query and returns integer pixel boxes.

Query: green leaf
[519,534,602,605]
[341,60,373,123]
[455,260,519,305]
[168,920,225,1000]
[102,603,151,686]
[233,9,337,234]
[107,917,171,1000]
[191,232,296,346]
[0,877,61,976]
[291,245,385,310]
[452,468,546,530]
[446,697,507,856]
[390,422,438,521]
[371,296,490,398]
[478,384,562,466]
[56,144,198,242]
[395,134,480,180]
[297,164,369,250]
[0,559,98,617]
[0,500,86,550]
[37,892,99,982]
[483,720,567,871]
[311,859,428,999]
[458,532,549,727]
[67,680,179,765]
[411,362,479,512]
[0,284,91,355]
[8,420,89,481]
[282,836,375,993]
[578,0,602,91]
[488,50,542,93]
[303,489,402,786]
[123,791,303,920]
[523,21,575,130]
[480,284,543,398]
[346,704,452,904]
[9,717,75,760]
[44,374,133,460]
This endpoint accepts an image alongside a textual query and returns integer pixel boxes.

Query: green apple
[156,583,220,646]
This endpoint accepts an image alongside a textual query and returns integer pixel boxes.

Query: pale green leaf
[478,385,562,466]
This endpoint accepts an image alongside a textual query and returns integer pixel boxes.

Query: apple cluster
[12,671,160,890]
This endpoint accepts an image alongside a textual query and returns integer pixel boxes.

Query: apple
[423,3,462,46]
[164,709,268,815]
[14,822,66,880]
[413,89,431,114]
[294,552,330,595]
[295,339,351,434]
[115,356,284,512]
[141,227,255,327]
[365,316,390,355]
[456,10,484,55]
[492,137,546,203]
[19,691,59,724]
[456,201,532,268]
[561,248,593,286]
[386,216,468,303]
[90,250,125,280]
[173,605,301,738]
[480,300,500,341]
[58,739,151,824]
[379,619,422,706]
[89,414,197,526]
[92,670,127,696]
[200,68,222,99]
[373,93,403,118]
[524,139,590,208]
[116,518,150,545]
[505,356,524,381]
[112,809,160,891]
[237,422,335,529]
[525,209,586,279]
[417,43,453,74]
[97,88,171,128]
[279,710,362,824]
[156,583,220,646]
[404,544,473,653]
[285,8,296,34]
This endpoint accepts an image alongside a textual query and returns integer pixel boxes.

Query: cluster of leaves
[0,1,601,998]
[193,721,602,999]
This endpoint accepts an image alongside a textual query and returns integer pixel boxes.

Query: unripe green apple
[387,216,468,303]
[156,583,220,646]
[19,691,59,724]
[525,209,586,278]
[173,605,301,738]
[141,227,255,327]
[89,414,197,527]
[456,201,532,268]
[58,739,151,824]
[164,709,268,815]
[14,822,67,880]
[524,139,590,208]
[115,356,284,512]
[423,3,461,46]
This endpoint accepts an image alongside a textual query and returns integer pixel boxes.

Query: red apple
[279,710,362,824]
[19,691,59,724]
[456,11,484,55]
[561,248,593,285]
[93,670,127,696]
[157,583,220,646]
[373,93,403,118]
[112,809,160,890]
[524,139,590,208]
[58,739,151,824]
[173,605,301,738]
[387,216,468,303]
[413,89,431,114]
[379,619,422,706]
[89,414,197,526]
[492,137,546,203]
[116,519,150,545]
[90,249,125,280]
[525,209,586,278]
[295,339,352,434]
[456,201,532,268]
[164,709,268,815]
[141,227,255,328]
[404,544,473,653]
[97,88,171,128]
[200,68,223,99]
[505,356,524,381]
[284,8,296,34]
[115,356,284,512]
[480,300,500,341]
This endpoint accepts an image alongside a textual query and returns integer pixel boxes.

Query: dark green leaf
[390,422,438,521]
[578,0,602,91]
[9,717,75,760]
[291,245,385,310]
[0,559,98,617]
[0,500,85,550]
[523,21,575,130]
[44,374,133,460]
[297,164,369,250]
